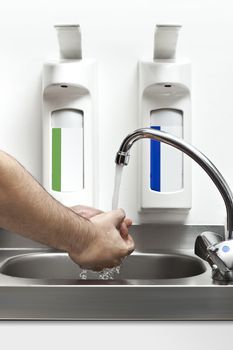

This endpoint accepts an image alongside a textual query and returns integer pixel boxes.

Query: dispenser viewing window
[150,109,183,192]
[51,109,84,192]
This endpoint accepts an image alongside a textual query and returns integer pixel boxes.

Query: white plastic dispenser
[138,24,191,210]
[42,25,97,207]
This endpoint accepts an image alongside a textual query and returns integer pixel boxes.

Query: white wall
[0,0,232,226]
[0,0,233,347]
[2,322,233,350]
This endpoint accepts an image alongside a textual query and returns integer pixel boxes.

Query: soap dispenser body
[42,59,97,207]
[138,59,191,210]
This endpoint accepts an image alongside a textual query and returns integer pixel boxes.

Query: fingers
[107,208,126,227]
[125,234,135,254]
[120,221,128,238]
[119,217,132,238]
[124,218,132,227]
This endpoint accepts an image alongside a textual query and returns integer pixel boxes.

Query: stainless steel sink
[0,251,206,280]
[0,224,233,320]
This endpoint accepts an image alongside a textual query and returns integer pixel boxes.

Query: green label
[52,128,61,191]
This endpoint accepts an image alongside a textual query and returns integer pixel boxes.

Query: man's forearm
[0,150,92,253]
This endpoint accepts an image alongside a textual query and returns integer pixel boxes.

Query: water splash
[98,266,121,280]
[79,269,88,280]
[79,266,120,280]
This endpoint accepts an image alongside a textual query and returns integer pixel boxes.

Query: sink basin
[0,224,232,320]
[0,251,206,280]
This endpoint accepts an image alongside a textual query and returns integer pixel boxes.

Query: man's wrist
[64,209,96,256]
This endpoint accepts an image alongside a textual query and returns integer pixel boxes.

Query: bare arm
[0,151,134,270]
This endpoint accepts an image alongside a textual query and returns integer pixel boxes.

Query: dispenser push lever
[153,24,182,60]
[54,24,82,60]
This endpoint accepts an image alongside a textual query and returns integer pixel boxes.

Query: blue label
[222,245,230,253]
[150,126,161,191]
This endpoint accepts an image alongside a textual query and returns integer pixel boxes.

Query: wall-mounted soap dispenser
[42,25,97,207]
[138,24,191,210]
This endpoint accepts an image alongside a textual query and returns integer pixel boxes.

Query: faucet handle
[195,231,222,261]
[212,239,233,270]
[195,231,233,281]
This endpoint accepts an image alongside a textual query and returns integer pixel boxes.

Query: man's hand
[71,205,132,239]
[69,209,135,271]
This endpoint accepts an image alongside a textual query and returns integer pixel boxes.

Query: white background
[0,0,232,226]
[0,0,233,348]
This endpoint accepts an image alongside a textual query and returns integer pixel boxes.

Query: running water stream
[79,164,124,280]
[112,164,124,210]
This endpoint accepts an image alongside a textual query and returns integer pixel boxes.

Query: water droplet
[80,269,88,280]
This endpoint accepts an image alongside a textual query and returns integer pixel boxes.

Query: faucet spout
[115,128,233,239]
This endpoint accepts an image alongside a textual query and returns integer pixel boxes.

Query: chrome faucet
[115,128,233,281]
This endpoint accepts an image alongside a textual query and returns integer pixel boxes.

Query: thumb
[107,208,126,227]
